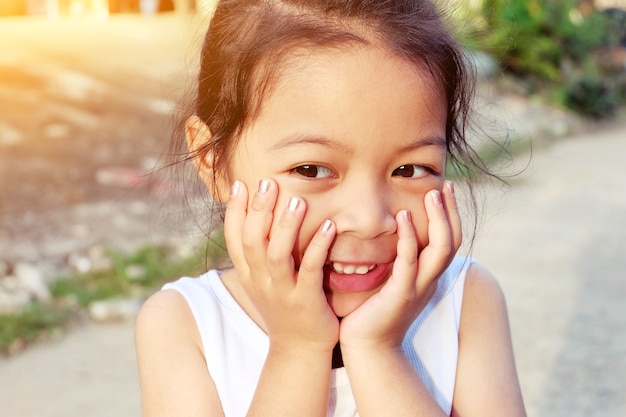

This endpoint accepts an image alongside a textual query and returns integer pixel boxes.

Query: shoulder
[135,289,224,416]
[462,263,507,318]
[458,263,511,345]
[452,263,527,416]
[135,288,203,358]
[136,288,195,333]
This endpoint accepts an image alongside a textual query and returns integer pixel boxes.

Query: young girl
[136,1,527,416]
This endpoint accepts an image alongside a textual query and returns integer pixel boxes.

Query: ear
[185,115,230,202]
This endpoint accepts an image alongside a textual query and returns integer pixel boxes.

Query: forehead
[239,44,447,152]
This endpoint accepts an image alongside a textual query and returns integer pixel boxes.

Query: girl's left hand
[339,182,462,350]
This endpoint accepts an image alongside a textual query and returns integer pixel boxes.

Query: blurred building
[0,0,197,16]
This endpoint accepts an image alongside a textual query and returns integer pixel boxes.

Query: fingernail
[403,210,412,223]
[258,179,269,194]
[432,190,442,206]
[287,196,300,211]
[321,219,332,232]
[231,180,241,197]
[446,180,455,194]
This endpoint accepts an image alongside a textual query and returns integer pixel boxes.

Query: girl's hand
[340,182,462,350]
[223,178,339,354]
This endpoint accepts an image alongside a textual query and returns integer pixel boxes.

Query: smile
[324,262,391,293]
[330,262,377,275]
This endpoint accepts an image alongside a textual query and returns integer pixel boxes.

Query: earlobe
[185,115,229,202]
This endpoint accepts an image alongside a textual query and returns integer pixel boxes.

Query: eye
[292,164,334,179]
[392,164,429,178]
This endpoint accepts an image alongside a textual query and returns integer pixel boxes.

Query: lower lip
[324,263,391,293]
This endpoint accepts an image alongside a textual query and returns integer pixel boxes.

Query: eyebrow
[397,135,447,153]
[270,133,446,153]
[270,134,353,154]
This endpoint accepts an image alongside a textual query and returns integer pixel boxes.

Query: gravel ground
[0,12,625,417]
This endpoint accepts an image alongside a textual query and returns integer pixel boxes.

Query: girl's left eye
[392,164,430,178]
[292,165,334,179]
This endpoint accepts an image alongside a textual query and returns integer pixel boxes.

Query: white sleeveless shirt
[163,256,473,416]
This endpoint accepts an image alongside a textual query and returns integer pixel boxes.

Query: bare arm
[342,345,448,416]
[136,288,333,417]
[135,289,225,417]
[451,264,527,417]
[340,265,526,417]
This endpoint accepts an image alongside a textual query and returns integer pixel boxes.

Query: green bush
[478,0,608,82]
[562,77,621,119]
[465,0,626,118]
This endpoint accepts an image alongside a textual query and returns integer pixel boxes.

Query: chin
[326,290,375,318]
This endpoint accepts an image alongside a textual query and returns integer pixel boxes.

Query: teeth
[332,262,376,275]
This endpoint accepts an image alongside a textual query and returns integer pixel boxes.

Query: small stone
[14,263,50,302]
[125,264,147,281]
[88,298,142,322]
[68,254,92,274]
[88,246,114,272]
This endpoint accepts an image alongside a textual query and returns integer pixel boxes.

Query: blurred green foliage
[479,0,606,81]
[460,0,626,118]
[0,305,70,354]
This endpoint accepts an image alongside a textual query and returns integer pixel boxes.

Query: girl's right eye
[292,165,334,179]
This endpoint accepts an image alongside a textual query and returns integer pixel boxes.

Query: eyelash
[291,165,335,179]
[391,164,437,178]
[291,164,438,179]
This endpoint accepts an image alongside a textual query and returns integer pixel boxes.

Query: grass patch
[51,245,206,307]
[0,304,72,354]
[2,234,228,355]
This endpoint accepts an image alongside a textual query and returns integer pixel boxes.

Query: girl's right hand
[223,178,339,355]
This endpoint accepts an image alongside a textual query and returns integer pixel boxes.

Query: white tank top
[163,256,473,416]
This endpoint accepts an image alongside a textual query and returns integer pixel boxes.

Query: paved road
[1,12,625,417]
[474,122,626,417]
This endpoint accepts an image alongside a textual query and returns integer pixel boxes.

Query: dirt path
[474,121,626,417]
[0,321,139,417]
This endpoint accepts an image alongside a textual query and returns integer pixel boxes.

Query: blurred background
[0,1,625,416]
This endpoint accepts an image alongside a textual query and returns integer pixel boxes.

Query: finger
[388,210,418,293]
[297,219,336,293]
[442,180,463,251]
[265,196,307,287]
[416,189,454,288]
[223,180,250,274]
[241,178,278,268]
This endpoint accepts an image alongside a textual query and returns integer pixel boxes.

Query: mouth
[323,262,391,293]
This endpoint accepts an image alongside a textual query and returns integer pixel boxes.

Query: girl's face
[225,45,447,317]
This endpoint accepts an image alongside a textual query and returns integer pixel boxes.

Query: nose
[333,180,397,239]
